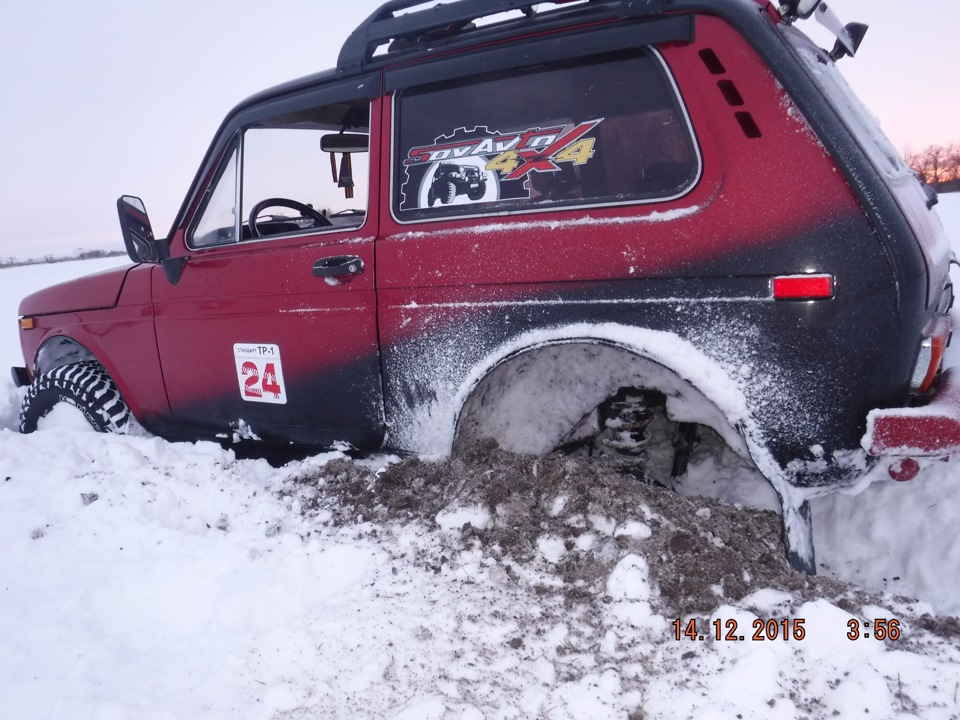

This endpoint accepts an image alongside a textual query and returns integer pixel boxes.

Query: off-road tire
[467,181,486,201]
[441,180,457,204]
[19,361,131,434]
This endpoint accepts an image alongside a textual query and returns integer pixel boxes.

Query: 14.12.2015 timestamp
[672,617,903,642]
[672,618,806,642]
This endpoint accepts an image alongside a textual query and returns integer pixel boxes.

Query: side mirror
[117,195,159,263]
[781,0,822,20]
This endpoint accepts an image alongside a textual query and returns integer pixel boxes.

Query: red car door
[151,89,384,450]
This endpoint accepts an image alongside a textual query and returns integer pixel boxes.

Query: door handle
[312,255,364,278]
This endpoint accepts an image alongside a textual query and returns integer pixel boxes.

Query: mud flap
[783,499,816,575]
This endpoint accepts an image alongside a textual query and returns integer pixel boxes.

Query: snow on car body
[11,0,958,571]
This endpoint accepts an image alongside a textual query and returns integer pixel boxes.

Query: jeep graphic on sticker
[399,120,602,211]
[233,343,287,404]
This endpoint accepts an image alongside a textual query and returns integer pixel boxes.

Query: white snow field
[0,195,959,720]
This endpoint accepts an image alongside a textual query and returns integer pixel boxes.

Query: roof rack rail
[337,0,647,75]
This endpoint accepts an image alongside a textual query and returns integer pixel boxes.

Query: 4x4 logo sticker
[234,343,287,404]
[486,121,600,180]
[400,120,602,210]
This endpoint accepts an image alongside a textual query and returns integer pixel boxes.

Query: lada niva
[13,0,959,571]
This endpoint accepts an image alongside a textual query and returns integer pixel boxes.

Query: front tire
[19,361,131,434]
[441,180,457,204]
[467,181,486,201]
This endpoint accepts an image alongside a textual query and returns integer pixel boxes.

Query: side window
[393,48,700,222]
[189,100,370,248]
[192,143,240,248]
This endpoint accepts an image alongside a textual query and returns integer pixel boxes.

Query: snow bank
[0,196,958,718]
[2,429,959,720]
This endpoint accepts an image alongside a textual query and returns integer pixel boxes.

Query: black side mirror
[781,0,822,21]
[117,195,159,264]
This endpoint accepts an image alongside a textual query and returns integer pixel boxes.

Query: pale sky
[1,0,956,256]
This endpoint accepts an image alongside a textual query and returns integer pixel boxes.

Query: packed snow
[1,196,959,719]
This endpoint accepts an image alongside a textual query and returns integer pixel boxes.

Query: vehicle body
[12,0,959,571]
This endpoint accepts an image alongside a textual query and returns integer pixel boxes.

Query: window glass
[192,145,239,248]
[394,48,699,221]
[189,100,370,248]
[242,127,369,238]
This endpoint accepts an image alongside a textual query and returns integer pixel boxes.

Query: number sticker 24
[233,343,287,404]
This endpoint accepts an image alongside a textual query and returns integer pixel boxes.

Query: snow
[386,205,702,241]
[0,197,959,718]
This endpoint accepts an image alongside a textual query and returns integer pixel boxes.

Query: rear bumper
[862,369,960,459]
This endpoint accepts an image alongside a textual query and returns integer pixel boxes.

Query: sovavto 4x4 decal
[399,120,602,210]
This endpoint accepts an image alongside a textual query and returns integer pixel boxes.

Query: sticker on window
[234,343,287,404]
[399,120,602,211]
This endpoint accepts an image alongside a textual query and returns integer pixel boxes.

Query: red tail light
[912,315,952,394]
[771,274,833,300]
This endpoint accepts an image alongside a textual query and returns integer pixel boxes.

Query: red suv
[12,0,959,572]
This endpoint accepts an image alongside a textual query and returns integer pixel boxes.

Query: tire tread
[19,361,131,434]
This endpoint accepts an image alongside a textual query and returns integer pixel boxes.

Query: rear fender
[443,324,787,485]
[454,340,749,458]
[445,326,818,574]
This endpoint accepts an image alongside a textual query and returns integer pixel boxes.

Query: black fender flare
[34,336,99,376]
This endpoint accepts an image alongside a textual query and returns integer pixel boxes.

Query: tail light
[912,315,951,394]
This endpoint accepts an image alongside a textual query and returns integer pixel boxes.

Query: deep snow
[0,195,959,719]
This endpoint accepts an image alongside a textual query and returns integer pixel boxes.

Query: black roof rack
[337,0,669,75]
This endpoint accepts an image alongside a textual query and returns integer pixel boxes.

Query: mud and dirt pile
[285,443,866,617]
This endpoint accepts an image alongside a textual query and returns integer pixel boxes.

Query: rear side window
[393,48,700,222]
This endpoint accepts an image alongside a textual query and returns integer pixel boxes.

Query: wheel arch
[34,335,99,376]
[450,325,783,483]
[31,335,144,423]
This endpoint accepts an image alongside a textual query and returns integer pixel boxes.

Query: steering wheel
[248,197,332,238]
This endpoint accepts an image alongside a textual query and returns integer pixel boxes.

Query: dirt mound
[286,443,856,616]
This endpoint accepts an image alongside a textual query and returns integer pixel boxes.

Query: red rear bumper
[862,369,960,458]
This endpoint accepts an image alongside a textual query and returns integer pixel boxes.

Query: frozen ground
[0,196,959,719]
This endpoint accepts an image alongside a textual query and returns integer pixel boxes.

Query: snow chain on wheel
[19,361,131,434]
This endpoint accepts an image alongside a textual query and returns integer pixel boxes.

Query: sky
[1,0,957,256]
